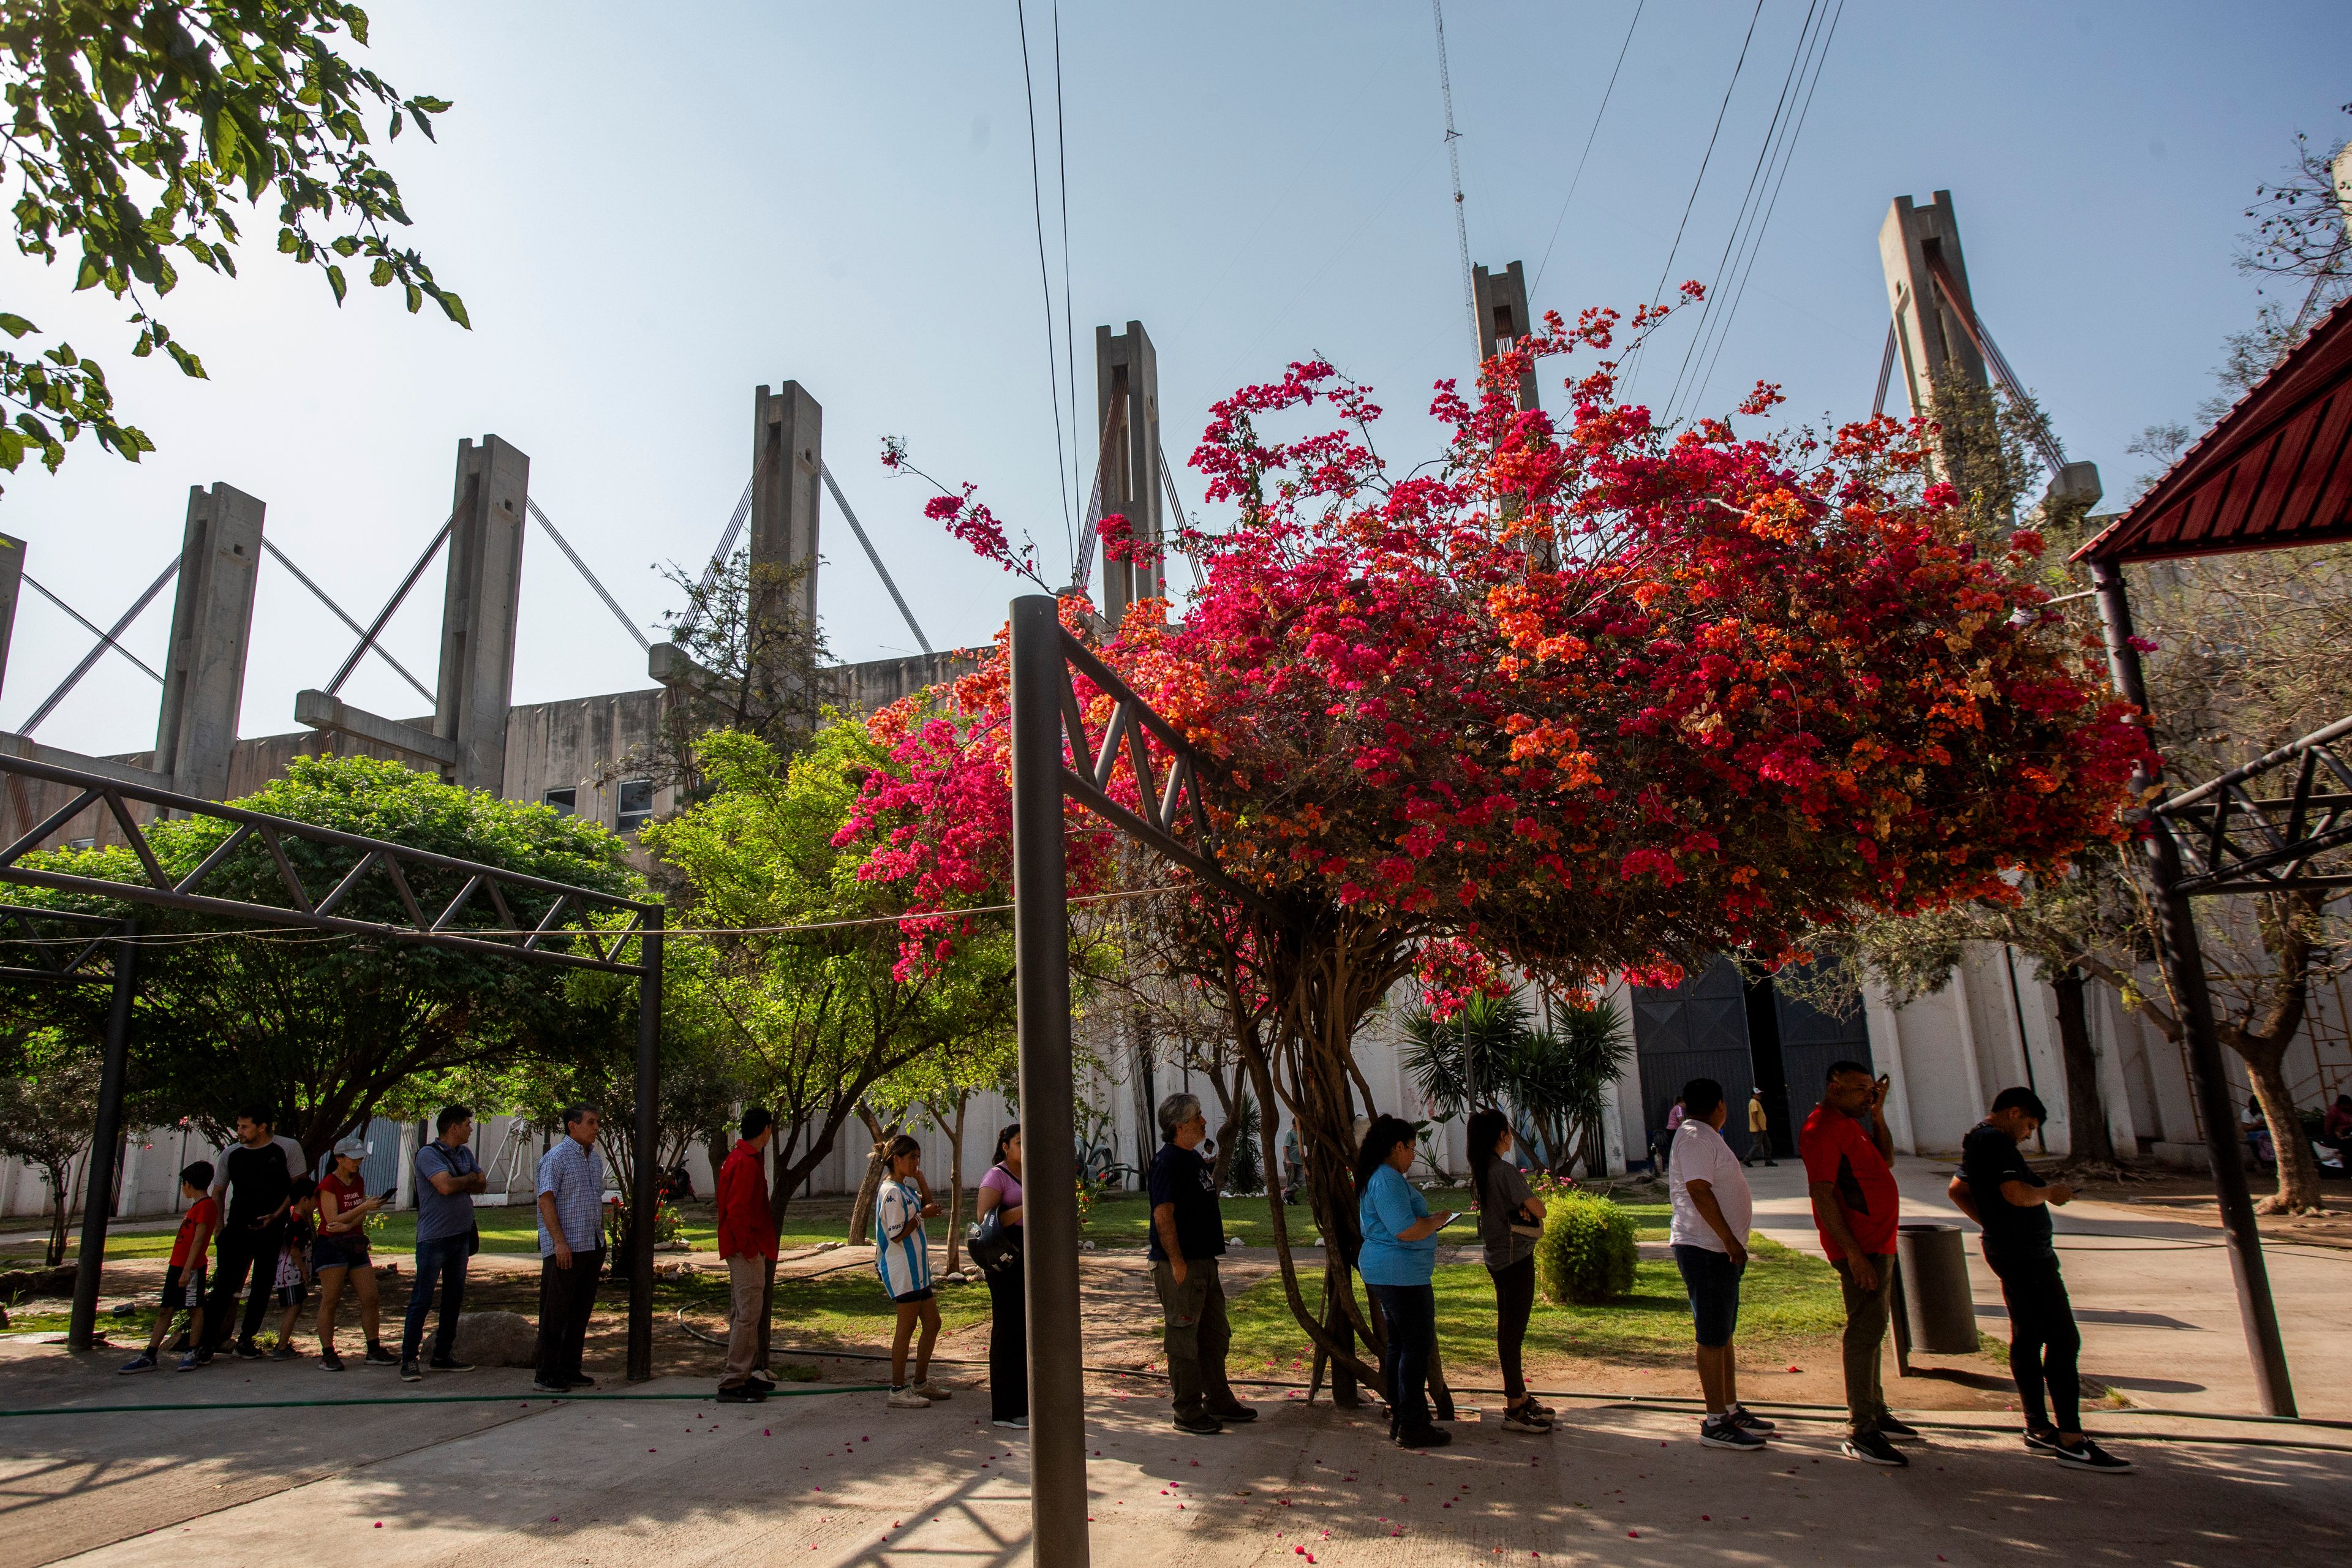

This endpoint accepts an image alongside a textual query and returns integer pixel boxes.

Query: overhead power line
[1531,0,1646,301]
[1014,0,1077,576]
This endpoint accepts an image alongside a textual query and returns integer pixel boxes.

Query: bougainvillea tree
[843,293,2144,1388]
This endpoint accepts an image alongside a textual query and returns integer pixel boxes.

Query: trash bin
[1894,1222,1978,1355]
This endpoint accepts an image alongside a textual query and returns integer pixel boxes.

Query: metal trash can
[1894,1221,1978,1355]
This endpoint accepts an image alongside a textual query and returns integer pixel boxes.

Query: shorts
[892,1288,936,1306]
[1672,1243,1746,1348]
[311,1234,371,1272]
[160,1262,206,1311]
[275,1283,309,1308]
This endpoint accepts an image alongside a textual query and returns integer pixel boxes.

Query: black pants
[203,1220,283,1350]
[985,1249,1028,1422]
[1369,1282,1436,1438]
[1988,1249,2080,1434]
[534,1249,603,1384]
[1488,1255,1536,1401]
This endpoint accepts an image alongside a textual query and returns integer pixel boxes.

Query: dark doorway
[1631,956,1759,1166]
[1771,962,1873,1153]
[1743,972,1792,1160]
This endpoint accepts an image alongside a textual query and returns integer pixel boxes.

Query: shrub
[1534,1191,1637,1305]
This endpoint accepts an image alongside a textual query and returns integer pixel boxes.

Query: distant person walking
[1950,1087,2130,1472]
[402,1104,488,1381]
[121,1161,216,1374]
[1744,1090,1777,1166]
[1466,1108,1550,1434]
[1149,1093,1254,1436]
[1357,1113,1455,1450]
[202,1109,295,1360]
[314,1136,394,1370]
[1670,1078,1771,1451]
[976,1123,1028,1430]
[715,1107,777,1403]
[1800,1061,1915,1467]
[875,1134,946,1409]
[533,1106,607,1394]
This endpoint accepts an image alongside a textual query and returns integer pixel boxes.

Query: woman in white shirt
[1667,1077,1772,1451]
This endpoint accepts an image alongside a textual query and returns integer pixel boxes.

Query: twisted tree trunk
[2051,967,2117,1166]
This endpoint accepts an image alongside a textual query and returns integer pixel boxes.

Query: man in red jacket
[717,1108,778,1403]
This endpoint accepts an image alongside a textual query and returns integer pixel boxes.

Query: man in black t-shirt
[1949,1087,2128,1472]
[202,1109,295,1360]
[1147,1093,1254,1435]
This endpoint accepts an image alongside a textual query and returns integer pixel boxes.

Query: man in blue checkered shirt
[533,1106,606,1393]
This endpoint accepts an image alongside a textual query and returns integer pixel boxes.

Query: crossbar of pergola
[0,753,668,1379]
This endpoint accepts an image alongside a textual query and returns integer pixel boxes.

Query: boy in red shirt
[121,1163,218,1374]
[1799,1061,1917,1467]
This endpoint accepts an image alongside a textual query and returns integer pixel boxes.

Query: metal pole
[68,923,138,1352]
[1009,593,1088,1566]
[2090,561,2296,1416]
[627,907,665,1384]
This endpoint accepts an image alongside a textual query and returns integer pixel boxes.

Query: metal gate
[1773,967,1872,1138]
[1632,956,1758,1162]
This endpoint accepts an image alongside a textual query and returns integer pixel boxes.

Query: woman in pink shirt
[976,1126,1027,1430]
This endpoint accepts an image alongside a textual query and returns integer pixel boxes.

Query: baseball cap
[331,1136,369,1162]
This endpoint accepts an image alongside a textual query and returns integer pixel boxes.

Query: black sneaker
[1700,1414,1768,1450]
[1172,1411,1224,1436]
[2049,1437,2132,1472]
[428,1356,473,1373]
[2022,1426,2065,1455]
[1875,1414,1922,1442]
[717,1384,766,1403]
[267,1342,300,1362]
[1728,1404,1777,1434]
[363,1344,399,1368]
[531,1378,571,1393]
[1208,1404,1259,1424]
[1842,1429,1910,1467]
[232,1341,264,1361]
[319,1348,345,1371]
[399,1359,423,1383]
[566,1374,598,1390]
[1396,1427,1453,1449]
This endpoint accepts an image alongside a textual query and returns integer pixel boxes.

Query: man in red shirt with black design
[715,1108,778,1403]
[1800,1060,1918,1468]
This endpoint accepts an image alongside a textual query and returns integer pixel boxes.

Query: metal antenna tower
[1431,0,1477,358]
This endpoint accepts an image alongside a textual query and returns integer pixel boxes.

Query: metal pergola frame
[1006,594,1273,1567]
[0,752,667,1379]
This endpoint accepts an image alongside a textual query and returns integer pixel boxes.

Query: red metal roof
[2075,294,2352,563]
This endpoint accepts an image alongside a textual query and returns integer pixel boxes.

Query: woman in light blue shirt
[1356,1115,1457,1449]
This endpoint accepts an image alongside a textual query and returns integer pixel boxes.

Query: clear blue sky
[4,0,2345,758]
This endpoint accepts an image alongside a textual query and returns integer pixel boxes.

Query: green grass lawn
[1223,1235,1843,1372]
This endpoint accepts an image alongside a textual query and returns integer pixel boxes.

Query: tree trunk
[942,1094,969,1276]
[45,1161,69,1268]
[2244,1052,2323,1215]
[2051,967,2118,1166]
[1207,1064,1243,1192]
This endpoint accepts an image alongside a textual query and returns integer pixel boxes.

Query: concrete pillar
[154,485,265,800]
[752,382,822,633]
[1863,980,1918,1155]
[1879,192,1991,480]
[1472,260,1539,412]
[434,435,530,792]
[0,532,21,702]
[1096,321,1165,628]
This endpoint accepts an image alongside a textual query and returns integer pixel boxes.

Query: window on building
[542,786,576,818]
[617,778,655,832]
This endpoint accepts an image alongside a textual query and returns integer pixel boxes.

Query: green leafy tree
[0,1027,99,1264]
[1401,986,1630,1177]
[0,1,466,490]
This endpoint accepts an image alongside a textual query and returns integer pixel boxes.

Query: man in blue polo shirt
[401,1104,488,1381]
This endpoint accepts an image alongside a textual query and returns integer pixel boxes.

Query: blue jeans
[401,1234,470,1363]
[1368,1281,1436,1438]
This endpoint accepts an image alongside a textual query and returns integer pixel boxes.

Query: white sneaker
[911,1379,952,1401]
[889,1386,932,1410]
[992,1416,1029,1430]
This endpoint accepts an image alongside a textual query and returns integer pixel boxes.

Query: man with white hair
[1148,1092,1255,1436]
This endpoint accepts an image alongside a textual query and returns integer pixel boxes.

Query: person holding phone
[1356,1114,1455,1450]
[1466,1107,1550,1434]
[313,1136,395,1370]
[1800,1061,1915,1467]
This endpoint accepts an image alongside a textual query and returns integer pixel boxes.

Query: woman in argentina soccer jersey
[874,1135,946,1409]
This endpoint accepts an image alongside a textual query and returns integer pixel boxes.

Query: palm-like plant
[1400,987,1632,1177]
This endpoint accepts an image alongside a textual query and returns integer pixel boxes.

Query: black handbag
[968,1208,1022,1275]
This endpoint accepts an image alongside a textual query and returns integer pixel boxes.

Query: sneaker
[2049,1437,2132,1472]
[889,1386,933,1411]
[1395,1427,1453,1449]
[1875,1414,1922,1442]
[1842,1429,1910,1467]
[1501,1405,1553,1434]
[717,1383,766,1404]
[1700,1414,1768,1450]
[363,1344,399,1367]
[1728,1404,1777,1434]
[2022,1426,2065,1454]
[428,1357,473,1373]
[1523,1397,1557,1420]
[319,1348,345,1372]
[1172,1410,1224,1435]
[746,1370,777,1390]
[910,1379,951,1401]
[399,1359,423,1383]
[992,1417,1030,1430]
[232,1341,264,1361]
[565,1374,598,1390]
[176,1351,209,1372]
[531,1379,571,1394]
[267,1342,300,1362]
[119,1352,158,1374]
[1208,1403,1259,1424]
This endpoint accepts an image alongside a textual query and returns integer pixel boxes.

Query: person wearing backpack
[1466,1108,1551,1434]
[974,1123,1028,1430]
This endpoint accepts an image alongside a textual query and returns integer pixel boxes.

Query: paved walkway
[1738,1156,2351,1416]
